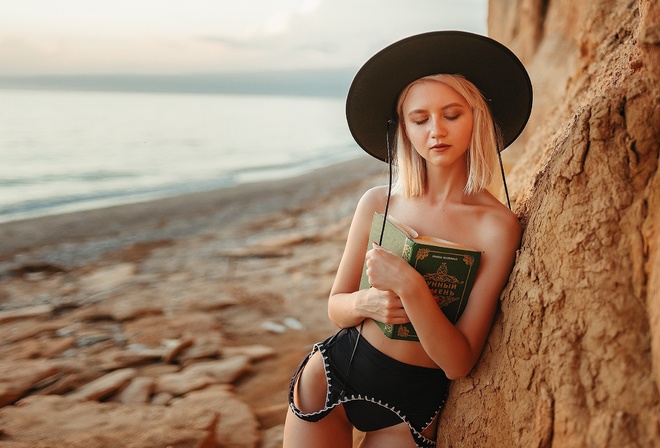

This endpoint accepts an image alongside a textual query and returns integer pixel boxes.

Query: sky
[0,0,488,76]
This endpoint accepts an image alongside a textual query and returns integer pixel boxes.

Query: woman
[283,31,533,448]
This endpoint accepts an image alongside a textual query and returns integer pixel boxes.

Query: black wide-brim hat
[346,30,533,162]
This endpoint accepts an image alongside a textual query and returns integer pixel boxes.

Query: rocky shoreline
[0,155,385,447]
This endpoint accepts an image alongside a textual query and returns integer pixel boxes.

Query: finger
[380,308,410,324]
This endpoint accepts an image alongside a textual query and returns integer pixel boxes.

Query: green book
[359,212,481,341]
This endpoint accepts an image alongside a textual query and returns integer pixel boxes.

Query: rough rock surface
[438,0,660,447]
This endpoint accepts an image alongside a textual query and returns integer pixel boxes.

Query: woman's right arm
[327,187,410,329]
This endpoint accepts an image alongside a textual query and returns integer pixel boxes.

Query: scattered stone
[185,356,252,383]
[151,392,173,406]
[0,336,75,361]
[137,363,180,378]
[176,334,223,363]
[0,304,54,324]
[68,368,137,401]
[0,394,218,448]
[110,300,164,321]
[180,294,239,311]
[172,385,260,448]
[76,339,116,355]
[261,321,286,334]
[8,262,67,277]
[223,344,276,361]
[283,316,304,330]
[162,337,194,363]
[79,263,136,292]
[30,372,66,391]
[154,356,251,397]
[154,369,216,397]
[69,305,115,321]
[122,313,220,346]
[0,360,61,406]
[55,324,80,337]
[3,320,68,343]
[114,376,154,404]
[33,373,87,396]
[75,333,113,347]
[99,347,165,370]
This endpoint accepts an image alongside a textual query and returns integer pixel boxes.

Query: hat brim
[346,31,533,162]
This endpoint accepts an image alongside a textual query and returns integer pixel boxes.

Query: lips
[431,143,450,151]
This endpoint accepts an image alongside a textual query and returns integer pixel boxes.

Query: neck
[424,162,469,204]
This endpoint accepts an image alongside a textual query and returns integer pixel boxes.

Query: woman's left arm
[365,211,521,379]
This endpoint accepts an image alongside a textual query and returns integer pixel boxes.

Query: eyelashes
[411,114,460,125]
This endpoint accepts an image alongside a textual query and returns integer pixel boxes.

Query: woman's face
[401,80,474,168]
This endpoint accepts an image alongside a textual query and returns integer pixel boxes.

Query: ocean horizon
[0,86,359,224]
[0,69,355,98]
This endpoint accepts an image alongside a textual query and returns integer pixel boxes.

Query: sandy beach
[0,154,386,446]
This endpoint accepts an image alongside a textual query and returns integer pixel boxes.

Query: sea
[0,88,359,224]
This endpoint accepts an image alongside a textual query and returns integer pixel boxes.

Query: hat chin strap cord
[339,120,394,399]
[498,150,512,210]
[379,120,396,244]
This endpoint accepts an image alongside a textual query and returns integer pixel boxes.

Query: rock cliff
[438,0,659,446]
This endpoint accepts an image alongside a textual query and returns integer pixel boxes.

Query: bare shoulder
[355,185,390,217]
[358,185,390,207]
[343,185,392,244]
[471,194,522,253]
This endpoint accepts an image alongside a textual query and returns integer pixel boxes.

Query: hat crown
[346,30,533,162]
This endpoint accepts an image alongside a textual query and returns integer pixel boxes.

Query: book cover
[359,212,481,341]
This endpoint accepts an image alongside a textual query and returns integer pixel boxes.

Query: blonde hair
[392,74,502,197]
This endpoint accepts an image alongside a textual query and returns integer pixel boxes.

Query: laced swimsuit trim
[288,327,449,448]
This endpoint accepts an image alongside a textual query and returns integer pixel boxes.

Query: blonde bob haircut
[392,74,502,198]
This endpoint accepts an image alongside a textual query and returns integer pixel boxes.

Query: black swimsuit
[289,326,450,447]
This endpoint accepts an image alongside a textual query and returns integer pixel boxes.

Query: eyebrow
[406,102,466,116]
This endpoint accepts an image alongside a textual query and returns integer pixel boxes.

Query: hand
[364,242,410,292]
[361,243,415,324]
[359,288,410,324]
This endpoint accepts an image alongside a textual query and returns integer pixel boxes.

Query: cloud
[214,0,488,71]
[0,0,487,75]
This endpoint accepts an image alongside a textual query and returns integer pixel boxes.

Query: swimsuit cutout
[289,326,450,448]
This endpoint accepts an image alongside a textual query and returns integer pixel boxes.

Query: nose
[430,116,447,138]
